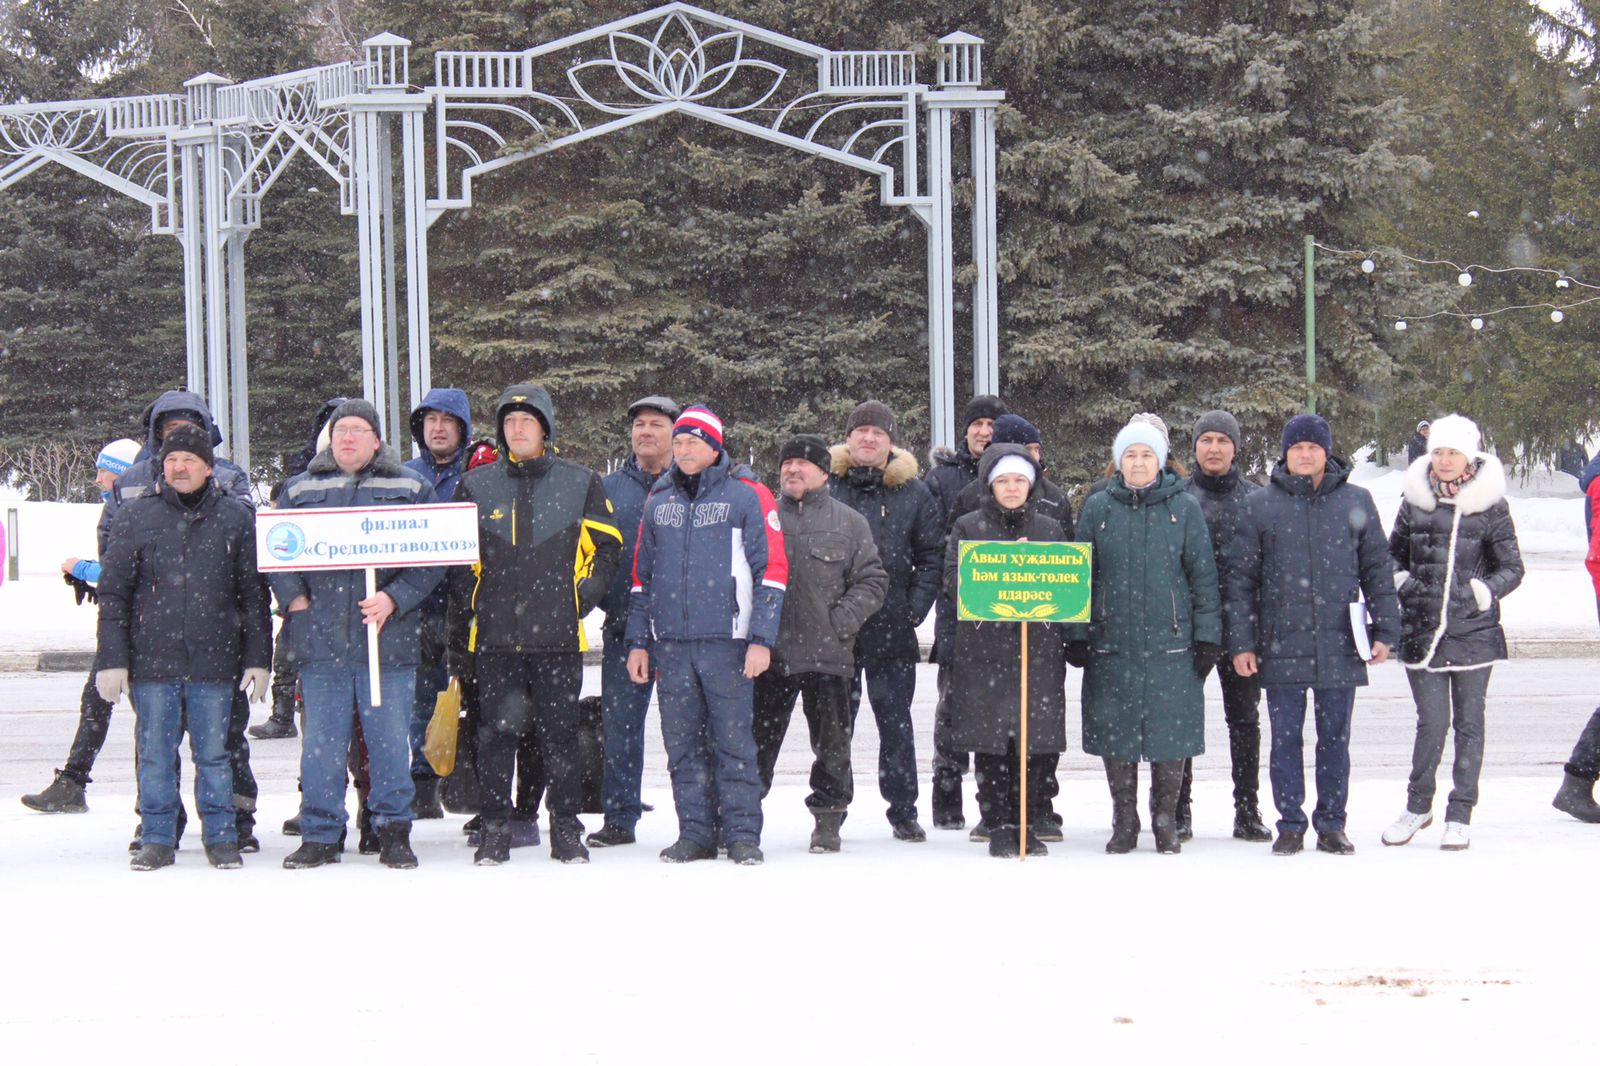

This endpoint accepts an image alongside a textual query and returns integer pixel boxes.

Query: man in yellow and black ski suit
[449,383,622,865]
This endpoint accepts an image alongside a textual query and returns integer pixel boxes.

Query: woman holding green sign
[1070,420,1222,855]
[942,443,1069,859]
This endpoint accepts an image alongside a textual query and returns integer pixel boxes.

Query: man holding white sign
[270,399,445,870]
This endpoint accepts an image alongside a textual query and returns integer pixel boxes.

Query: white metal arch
[0,3,1005,460]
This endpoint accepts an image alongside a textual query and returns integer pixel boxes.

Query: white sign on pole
[255,502,479,706]
[255,502,479,573]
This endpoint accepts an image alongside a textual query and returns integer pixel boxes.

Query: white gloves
[239,668,271,704]
[1469,578,1492,612]
[95,668,129,705]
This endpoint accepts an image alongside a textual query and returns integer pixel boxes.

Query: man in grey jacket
[752,435,888,853]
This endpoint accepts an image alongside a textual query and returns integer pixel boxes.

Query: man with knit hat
[1182,409,1271,843]
[273,398,444,870]
[925,394,1006,829]
[589,394,680,848]
[448,383,622,865]
[829,399,944,842]
[96,423,271,870]
[21,437,152,816]
[626,404,788,865]
[1225,413,1400,856]
[752,434,886,853]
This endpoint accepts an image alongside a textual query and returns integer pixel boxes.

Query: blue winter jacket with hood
[98,389,253,555]
[404,387,472,620]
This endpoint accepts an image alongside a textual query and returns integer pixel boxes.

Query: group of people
[18,380,1600,869]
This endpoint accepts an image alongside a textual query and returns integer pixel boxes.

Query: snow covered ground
[3,460,1596,1060]
[3,657,1598,1060]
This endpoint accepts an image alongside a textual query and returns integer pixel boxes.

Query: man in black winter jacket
[449,384,622,866]
[829,400,943,841]
[924,393,1005,829]
[753,435,887,853]
[1180,410,1271,844]
[1226,414,1401,857]
[96,426,271,870]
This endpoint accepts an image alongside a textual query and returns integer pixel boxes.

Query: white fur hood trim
[1401,452,1507,516]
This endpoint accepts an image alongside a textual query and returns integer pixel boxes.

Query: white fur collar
[1401,452,1507,516]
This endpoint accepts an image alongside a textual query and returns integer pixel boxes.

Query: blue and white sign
[255,502,480,573]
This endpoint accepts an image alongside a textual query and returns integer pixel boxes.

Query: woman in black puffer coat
[1381,414,1523,852]
[941,444,1068,858]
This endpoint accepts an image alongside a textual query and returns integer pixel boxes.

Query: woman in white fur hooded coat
[1380,414,1524,851]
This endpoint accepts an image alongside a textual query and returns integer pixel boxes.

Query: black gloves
[1064,642,1090,669]
[1193,641,1223,681]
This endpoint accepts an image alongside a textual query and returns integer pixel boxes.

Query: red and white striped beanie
[673,405,724,453]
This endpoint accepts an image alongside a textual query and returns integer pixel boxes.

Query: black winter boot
[809,812,844,854]
[987,825,1021,858]
[549,816,590,864]
[474,820,511,866]
[282,813,301,836]
[1553,772,1600,823]
[357,803,380,855]
[932,786,965,830]
[1233,798,1273,842]
[377,822,419,869]
[236,810,260,853]
[1104,759,1140,854]
[21,769,88,813]
[1151,760,1184,854]
[283,841,341,869]
[205,842,243,869]
[1176,758,1194,842]
[129,844,175,871]
[411,777,444,820]
[247,713,297,740]
[659,837,717,863]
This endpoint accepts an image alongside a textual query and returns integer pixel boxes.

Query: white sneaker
[1440,821,1470,851]
[1380,810,1432,846]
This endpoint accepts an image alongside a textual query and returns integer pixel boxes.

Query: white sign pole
[365,567,383,707]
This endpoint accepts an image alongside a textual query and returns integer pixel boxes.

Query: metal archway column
[924,102,956,451]
[351,93,431,440]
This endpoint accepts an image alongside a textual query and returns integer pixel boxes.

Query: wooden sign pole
[1019,621,1028,862]
[365,567,382,706]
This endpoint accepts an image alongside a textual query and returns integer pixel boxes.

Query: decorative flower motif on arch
[567,12,786,115]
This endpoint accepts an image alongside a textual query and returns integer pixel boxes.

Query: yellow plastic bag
[424,678,461,777]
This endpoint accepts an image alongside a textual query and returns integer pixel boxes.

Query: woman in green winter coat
[1070,421,1222,854]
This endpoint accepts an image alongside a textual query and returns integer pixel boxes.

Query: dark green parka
[1074,469,1220,762]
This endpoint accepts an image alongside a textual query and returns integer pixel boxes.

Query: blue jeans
[299,663,416,844]
[653,639,762,847]
[132,681,235,847]
[600,640,655,831]
[1265,686,1356,835]
[849,657,920,823]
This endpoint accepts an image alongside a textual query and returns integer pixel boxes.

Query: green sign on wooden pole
[956,540,1093,623]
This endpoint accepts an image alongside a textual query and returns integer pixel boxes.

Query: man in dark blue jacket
[272,399,443,870]
[1226,414,1401,857]
[25,390,261,850]
[96,426,272,870]
[626,405,787,865]
[402,387,472,818]
[828,400,943,842]
[925,394,1005,829]
[588,394,679,849]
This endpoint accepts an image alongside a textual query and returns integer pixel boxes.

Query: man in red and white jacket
[627,405,788,864]
[1553,476,1600,823]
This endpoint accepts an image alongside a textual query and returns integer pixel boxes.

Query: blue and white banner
[255,503,480,573]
